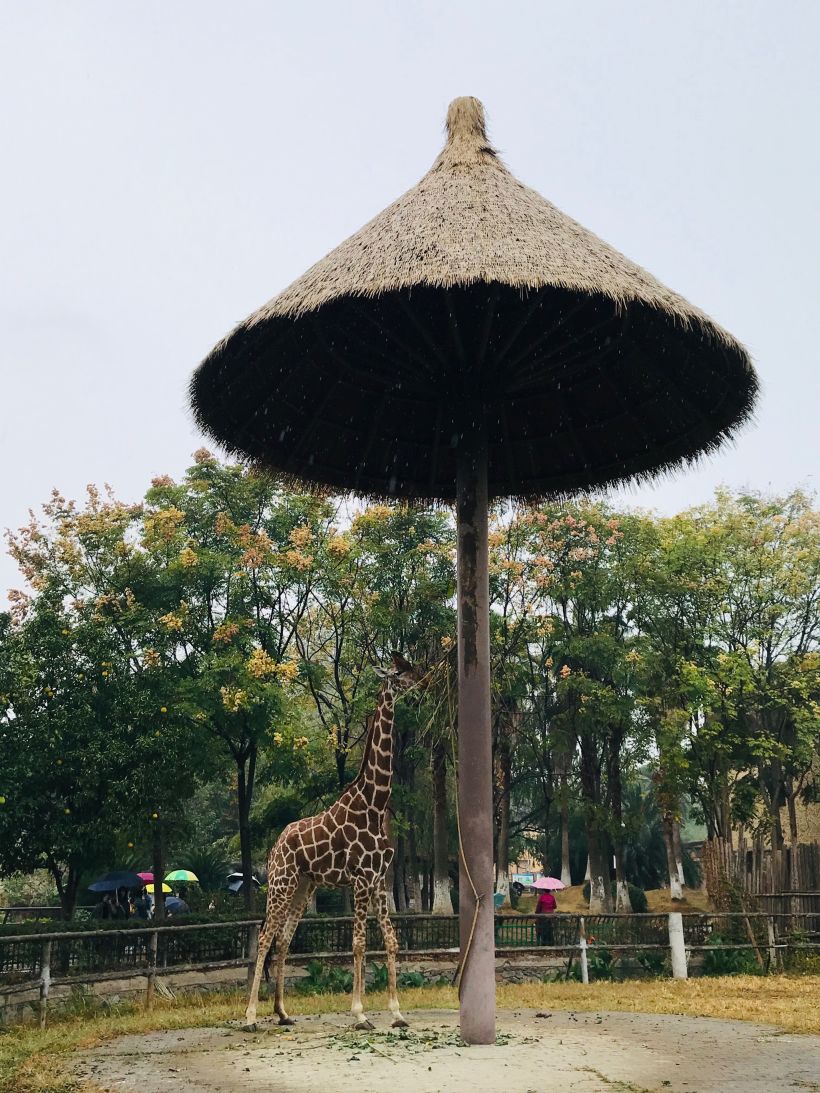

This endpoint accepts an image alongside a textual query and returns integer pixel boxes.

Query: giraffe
[244,652,422,1031]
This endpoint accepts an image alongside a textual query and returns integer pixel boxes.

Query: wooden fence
[2,909,818,1028]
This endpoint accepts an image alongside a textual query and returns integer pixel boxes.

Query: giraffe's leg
[350,877,373,1029]
[273,877,315,1025]
[375,880,407,1027]
[244,870,299,1030]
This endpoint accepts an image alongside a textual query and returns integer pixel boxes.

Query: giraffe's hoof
[354,1018,375,1031]
[241,1022,258,1033]
[278,1016,296,1026]
[391,1017,409,1029]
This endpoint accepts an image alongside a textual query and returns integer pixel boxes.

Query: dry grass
[515,885,713,915]
[2,975,817,1093]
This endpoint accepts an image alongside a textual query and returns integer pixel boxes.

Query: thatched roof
[191,97,758,502]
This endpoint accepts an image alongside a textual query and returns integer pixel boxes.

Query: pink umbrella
[533,877,565,890]
[136,871,154,883]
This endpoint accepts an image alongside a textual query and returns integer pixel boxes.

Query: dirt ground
[76,1007,820,1093]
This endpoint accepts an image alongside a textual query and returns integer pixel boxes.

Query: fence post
[145,930,158,1010]
[578,916,589,985]
[247,923,259,992]
[39,939,52,1029]
[668,912,687,979]
[766,916,778,972]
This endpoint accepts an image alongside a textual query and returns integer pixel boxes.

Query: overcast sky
[2,1,818,603]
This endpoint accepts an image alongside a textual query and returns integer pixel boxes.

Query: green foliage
[296,960,353,995]
[701,935,761,976]
[635,949,669,977]
[2,460,817,924]
[370,962,426,989]
[586,945,618,980]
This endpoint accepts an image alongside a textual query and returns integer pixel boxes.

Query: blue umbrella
[88,870,144,892]
[165,896,190,914]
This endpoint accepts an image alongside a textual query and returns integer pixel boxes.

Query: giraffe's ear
[391,651,414,674]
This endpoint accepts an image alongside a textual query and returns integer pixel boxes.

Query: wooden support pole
[39,939,51,1029]
[455,425,495,1045]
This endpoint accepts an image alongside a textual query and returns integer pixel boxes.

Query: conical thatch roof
[191,97,757,501]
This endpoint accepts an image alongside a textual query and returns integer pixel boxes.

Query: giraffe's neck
[356,681,395,810]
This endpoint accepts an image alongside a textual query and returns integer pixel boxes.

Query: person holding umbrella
[533,877,565,944]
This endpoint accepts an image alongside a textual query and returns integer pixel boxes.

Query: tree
[128,453,333,908]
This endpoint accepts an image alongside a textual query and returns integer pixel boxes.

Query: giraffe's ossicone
[244,652,422,1031]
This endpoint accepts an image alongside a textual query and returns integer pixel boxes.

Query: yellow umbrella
[145,882,172,894]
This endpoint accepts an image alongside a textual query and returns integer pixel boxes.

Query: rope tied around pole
[445,668,483,996]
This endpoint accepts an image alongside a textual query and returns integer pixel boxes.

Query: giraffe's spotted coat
[245,654,419,1030]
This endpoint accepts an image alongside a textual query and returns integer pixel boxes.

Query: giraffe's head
[375,651,425,695]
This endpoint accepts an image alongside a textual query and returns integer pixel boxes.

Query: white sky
[2,1,818,604]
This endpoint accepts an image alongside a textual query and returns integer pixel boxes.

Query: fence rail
[2,909,819,1028]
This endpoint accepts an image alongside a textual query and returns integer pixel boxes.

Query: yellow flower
[288,525,312,548]
[284,549,313,571]
[160,706,168,714]
[273,732,283,745]
[220,686,248,712]
[247,648,276,679]
[178,546,198,568]
[327,535,350,557]
[213,621,240,644]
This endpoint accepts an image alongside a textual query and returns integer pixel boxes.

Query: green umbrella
[165,869,199,883]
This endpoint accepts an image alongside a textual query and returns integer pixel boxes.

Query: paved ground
[76,1008,820,1093]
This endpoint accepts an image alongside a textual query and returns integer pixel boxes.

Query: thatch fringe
[191,97,758,503]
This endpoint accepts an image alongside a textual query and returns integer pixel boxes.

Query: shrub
[701,934,760,976]
[296,960,353,995]
[635,949,669,977]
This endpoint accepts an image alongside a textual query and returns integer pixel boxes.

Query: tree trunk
[236,743,257,913]
[672,818,686,889]
[786,784,800,892]
[662,813,683,901]
[560,766,572,887]
[394,834,408,912]
[579,733,611,912]
[495,737,512,908]
[431,738,453,914]
[422,863,431,913]
[407,823,422,912]
[608,728,631,912]
[586,822,611,912]
[49,858,79,921]
[152,812,166,920]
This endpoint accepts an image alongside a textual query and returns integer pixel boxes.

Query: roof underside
[191,282,757,503]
